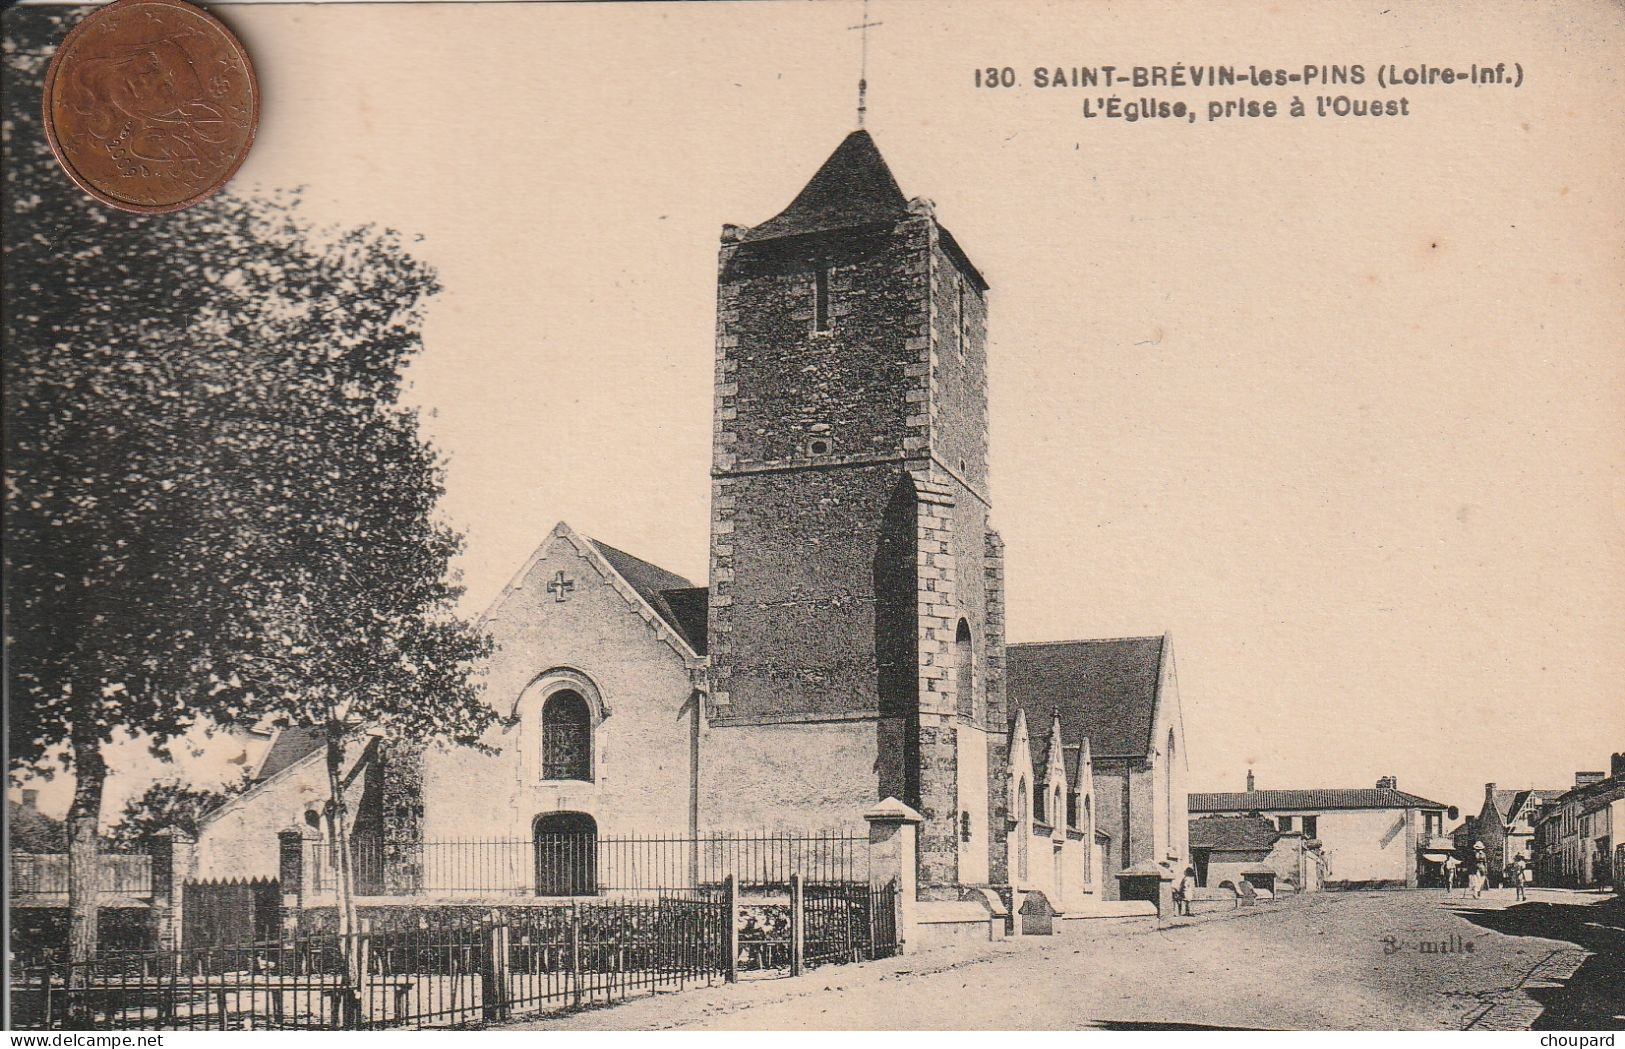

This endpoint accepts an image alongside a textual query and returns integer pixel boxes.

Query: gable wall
[421,535,696,843]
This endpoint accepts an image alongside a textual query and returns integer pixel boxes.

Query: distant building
[1189,772,1451,889]
[1187,814,1326,895]
[6,790,64,852]
[1532,753,1625,889]
[1476,782,1567,886]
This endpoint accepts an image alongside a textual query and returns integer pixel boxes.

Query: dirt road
[503,887,1622,1030]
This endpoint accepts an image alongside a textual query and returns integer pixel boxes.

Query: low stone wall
[914,900,1000,948]
[1055,899,1157,930]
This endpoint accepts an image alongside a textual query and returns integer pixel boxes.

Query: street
[505,888,1623,1031]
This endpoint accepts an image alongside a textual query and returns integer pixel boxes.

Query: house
[1187,814,1326,895]
[1473,781,1565,887]
[1189,772,1451,889]
[190,128,1184,927]
[1532,754,1625,888]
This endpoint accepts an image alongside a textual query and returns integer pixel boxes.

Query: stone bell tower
[702,130,1008,893]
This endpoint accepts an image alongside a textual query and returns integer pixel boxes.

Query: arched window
[1083,795,1093,879]
[1016,777,1029,881]
[542,689,592,780]
[955,619,974,721]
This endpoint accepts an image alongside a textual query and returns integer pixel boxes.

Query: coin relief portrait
[43,0,256,212]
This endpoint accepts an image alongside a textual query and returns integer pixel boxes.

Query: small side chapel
[197,128,1188,918]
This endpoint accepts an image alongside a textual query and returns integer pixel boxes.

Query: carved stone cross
[546,570,576,602]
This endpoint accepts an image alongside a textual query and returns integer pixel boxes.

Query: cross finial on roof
[848,0,883,128]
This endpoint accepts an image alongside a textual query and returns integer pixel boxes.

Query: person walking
[1512,855,1528,901]
[1176,866,1198,917]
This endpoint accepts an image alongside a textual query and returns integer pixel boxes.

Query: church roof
[658,586,710,657]
[254,725,326,782]
[587,539,708,656]
[1190,788,1449,813]
[1006,637,1166,759]
[742,130,910,244]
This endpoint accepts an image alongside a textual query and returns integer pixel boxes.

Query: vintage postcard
[4,0,1623,1034]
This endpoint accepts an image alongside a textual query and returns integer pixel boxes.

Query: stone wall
[422,528,698,844]
[700,720,880,834]
[710,463,915,724]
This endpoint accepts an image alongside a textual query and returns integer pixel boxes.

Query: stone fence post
[278,828,314,935]
[148,828,196,954]
[864,797,923,955]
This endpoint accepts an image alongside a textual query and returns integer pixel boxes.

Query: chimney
[21,789,39,811]
[1612,753,1625,780]
[1246,769,1255,792]
[1575,771,1604,786]
[1485,782,1497,798]
[1376,776,1397,790]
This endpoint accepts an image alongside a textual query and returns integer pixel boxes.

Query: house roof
[588,539,706,656]
[1189,815,1280,852]
[1493,788,1565,824]
[254,725,326,782]
[743,130,909,244]
[1006,637,1165,759]
[1190,788,1450,813]
[1578,781,1625,816]
[7,799,66,852]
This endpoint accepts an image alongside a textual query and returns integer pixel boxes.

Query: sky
[10,0,1625,826]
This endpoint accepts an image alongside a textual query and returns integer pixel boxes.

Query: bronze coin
[41,0,259,214]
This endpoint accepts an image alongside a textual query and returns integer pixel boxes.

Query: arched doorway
[534,812,597,896]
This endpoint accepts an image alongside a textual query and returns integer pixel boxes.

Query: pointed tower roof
[743,130,910,243]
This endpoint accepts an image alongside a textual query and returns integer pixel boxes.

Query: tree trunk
[66,736,107,1023]
[324,730,363,1026]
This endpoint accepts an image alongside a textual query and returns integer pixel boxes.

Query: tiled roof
[1007,637,1165,759]
[588,539,706,657]
[742,130,909,244]
[1189,815,1280,851]
[255,725,325,781]
[1190,788,1450,813]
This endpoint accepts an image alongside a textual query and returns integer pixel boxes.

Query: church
[196,128,1188,921]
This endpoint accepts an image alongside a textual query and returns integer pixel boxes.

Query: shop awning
[1422,852,1453,863]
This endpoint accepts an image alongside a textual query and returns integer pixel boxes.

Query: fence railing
[308,832,868,897]
[10,853,154,897]
[10,877,902,1030]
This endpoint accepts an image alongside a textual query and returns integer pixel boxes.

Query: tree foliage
[105,778,249,851]
[4,7,494,966]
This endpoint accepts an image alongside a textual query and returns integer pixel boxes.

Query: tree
[105,778,248,852]
[4,9,493,987]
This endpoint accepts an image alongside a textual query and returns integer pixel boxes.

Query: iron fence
[9,878,903,1030]
[11,894,731,1031]
[9,853,153,897]
[310,831,868,897]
